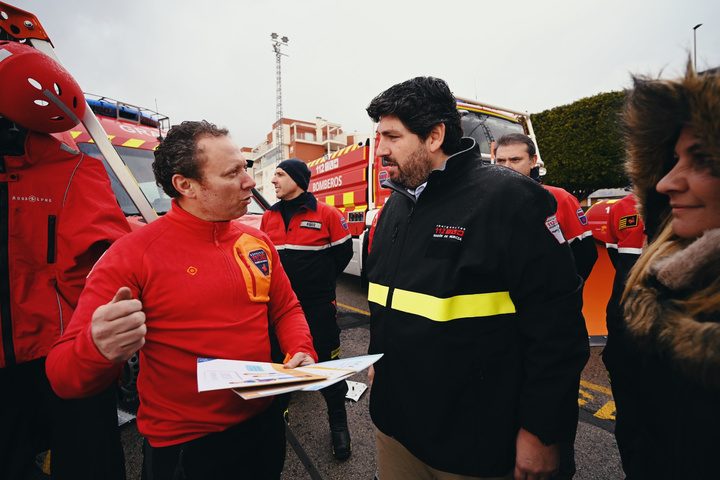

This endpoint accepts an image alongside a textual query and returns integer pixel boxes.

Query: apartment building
[245,116,349,203]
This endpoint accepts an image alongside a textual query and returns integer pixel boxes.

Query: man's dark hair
[366,76,463,155]
[494,133,536,158]
[153,120,229,198]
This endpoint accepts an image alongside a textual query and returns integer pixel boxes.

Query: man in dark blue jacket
[261,158,354,459]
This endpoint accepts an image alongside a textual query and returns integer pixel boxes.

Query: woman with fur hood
[621,64,720,479]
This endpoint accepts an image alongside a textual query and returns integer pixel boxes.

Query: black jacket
[367,138,589,477]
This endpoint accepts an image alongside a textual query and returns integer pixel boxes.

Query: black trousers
[0,357,126,480]
[602,334,643,477]
[141,403,286,480]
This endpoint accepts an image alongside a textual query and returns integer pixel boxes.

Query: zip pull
[213,224,221,246]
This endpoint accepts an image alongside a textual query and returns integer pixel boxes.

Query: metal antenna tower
[271,33,289,165]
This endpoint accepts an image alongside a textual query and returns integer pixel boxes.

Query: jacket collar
[383,137,480,201]
[268,191,317,212]
[3,131,79,169]
[165,198,234,238]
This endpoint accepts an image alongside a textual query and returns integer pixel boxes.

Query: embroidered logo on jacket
[545,215,566,244]
[619,214,639,230]
[248,249,270,276]
[12,195,53,203]
[576,208,588,226]
[300,220,322,230]
[433,225,466,242]
[340,217,349,231]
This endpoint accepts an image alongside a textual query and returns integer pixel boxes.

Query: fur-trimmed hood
[625,229,720,388]
[623,65,720,240]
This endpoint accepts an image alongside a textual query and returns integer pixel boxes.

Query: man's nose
[242,171,257,189]
[376,138,390,157]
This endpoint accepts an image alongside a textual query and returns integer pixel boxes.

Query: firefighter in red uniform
[602,192,646,475]
[261,158,354,460]
[495,133,598,281]
[0,41,130,479]
[494,133,597,480]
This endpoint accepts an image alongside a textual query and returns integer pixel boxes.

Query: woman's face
[656,126,720,238]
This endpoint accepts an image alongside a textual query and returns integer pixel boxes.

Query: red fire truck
[56,95,268,230]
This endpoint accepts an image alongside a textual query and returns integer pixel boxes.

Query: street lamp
[693,23,702,71]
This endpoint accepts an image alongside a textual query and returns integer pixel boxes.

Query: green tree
[531,91,628,202]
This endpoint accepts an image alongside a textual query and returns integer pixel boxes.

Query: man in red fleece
[46,120,317,480]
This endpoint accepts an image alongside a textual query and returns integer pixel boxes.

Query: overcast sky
[9,0,720,149]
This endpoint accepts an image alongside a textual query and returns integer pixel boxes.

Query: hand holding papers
[197,354,382,400]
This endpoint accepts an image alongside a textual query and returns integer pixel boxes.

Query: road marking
[338,302,370,316]
[595,401,616,420]
[581,379,613,396]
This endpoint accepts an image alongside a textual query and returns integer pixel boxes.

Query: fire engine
[56,95,269,230]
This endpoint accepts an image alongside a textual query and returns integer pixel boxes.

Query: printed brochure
[197,354,382,400]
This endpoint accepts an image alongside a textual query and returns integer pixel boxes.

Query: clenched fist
[91,287,146,363]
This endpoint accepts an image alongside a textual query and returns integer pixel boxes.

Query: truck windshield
[460,111,525,158]
[78,143,173,215]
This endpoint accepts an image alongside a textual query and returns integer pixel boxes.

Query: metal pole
[271,33,289,166]
[693,24,702,71]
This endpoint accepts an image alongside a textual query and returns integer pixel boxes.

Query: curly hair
[366,76,463,155]
[152,120,229,198]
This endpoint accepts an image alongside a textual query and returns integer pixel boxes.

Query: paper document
[197,354,383,400]
[197,359,326,393]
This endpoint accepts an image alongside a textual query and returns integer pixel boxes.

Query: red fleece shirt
[46,201,316,447]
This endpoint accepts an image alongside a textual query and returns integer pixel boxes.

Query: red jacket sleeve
[54,154,131,308]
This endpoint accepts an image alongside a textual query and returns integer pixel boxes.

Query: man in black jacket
[365,77,589,480]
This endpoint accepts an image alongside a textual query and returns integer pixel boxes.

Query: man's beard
[387,143,433,189]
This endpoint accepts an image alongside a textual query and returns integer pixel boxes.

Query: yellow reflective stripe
[122,138,146,148]
[368,282,389,307]
[391,288,515,322]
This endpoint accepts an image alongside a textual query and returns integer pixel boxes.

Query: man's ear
[172,174,196,199]
[426,123,446,154]
[530,154,538,169]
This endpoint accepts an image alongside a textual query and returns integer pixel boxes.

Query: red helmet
[0,41,86,133]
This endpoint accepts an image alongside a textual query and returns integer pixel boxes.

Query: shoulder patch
[619,214,639,230]
[300,220,322,230]
[545,215,566,244]
[247,249,270,276]
[340,217,349,231]
[576,208,588,226]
